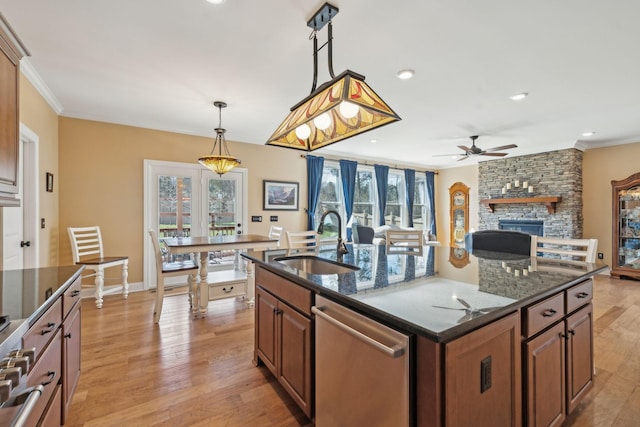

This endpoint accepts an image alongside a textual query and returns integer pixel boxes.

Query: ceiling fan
[432,297,504,323]
[434,135,518,161]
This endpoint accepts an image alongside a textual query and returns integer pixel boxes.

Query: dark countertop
[242,244,608,342]
[0,265,84,357]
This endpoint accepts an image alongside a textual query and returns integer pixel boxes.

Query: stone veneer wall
[477,148,583,238]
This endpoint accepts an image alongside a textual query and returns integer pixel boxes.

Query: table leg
[246,260,255,306]
[198,250,208,316]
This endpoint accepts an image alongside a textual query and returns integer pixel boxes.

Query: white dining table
[162,234,278,315]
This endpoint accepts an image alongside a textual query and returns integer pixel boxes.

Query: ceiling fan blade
[432,305,465,311]
[456,297,471,309]
[480,152,508,157]
[483,144,518,152]
[457,156,470,161]
[432,153,463,157]
[457,145,471,152]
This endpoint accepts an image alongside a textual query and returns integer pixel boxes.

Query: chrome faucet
[317,210,349,256]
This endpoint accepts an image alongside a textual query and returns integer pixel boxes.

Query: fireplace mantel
[480,196,562,214]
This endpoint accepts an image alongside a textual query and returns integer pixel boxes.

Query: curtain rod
[299,154,438,174]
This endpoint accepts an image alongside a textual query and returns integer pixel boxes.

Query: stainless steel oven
[313,295,413,426]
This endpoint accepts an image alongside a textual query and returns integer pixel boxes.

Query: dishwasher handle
[312,306,405,358]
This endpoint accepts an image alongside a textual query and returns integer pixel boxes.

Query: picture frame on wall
[46,172,54,192]
[263,180,299,211]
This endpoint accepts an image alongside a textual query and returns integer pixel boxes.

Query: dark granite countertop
[242,244,608,342]
[0,265,84,357]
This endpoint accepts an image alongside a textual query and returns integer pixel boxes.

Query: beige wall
[58,118,308,283]
[583,141,640,266]
[436,164,480,246]
[18,74,60,267]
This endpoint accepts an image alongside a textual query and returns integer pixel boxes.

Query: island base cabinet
[525,322,566,427]
[444,312,521,427]
[63,303,82,424]
[254,283,313,418]
[525,303,593,427]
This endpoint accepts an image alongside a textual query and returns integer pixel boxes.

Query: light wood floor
[66,275,640,426]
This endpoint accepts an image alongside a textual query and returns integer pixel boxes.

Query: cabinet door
[0,43,18,196]
[525,322,566,427]
[566,304,593,414]
[256,287,278,374]
[278,302,312,418]
[445,312,521,427]
[63,304,82,424]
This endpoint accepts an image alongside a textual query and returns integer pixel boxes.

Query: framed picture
[264,180,299,211]
[46,172,54,192]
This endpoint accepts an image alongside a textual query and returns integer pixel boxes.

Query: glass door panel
[158,176,192,238]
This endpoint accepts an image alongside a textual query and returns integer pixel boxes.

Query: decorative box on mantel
[480,196,562,214]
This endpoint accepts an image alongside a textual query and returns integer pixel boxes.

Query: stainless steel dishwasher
[312,295,413,426]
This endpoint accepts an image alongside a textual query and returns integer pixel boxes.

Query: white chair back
[530,236,598,263]
[68,226,104,262]
[268,225,284,247]
[286,230,319,253]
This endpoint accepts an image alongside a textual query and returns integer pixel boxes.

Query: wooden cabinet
[611,172,640,280]
[523,279,593,427]
[254,267,313,418]
[0,15,28,206]
[444,311,521,427]
[62,301,81,423]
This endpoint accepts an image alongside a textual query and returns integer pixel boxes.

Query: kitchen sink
[275,256,360,275]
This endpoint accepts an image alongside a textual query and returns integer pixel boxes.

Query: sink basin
[275,256,360,275]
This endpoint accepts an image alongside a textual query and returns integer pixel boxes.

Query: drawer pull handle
[542,308,557,317]
[71,290,81,297]
[41,322,57,335]
[42,370,56,386]
[222,286,234,293]
[64,333,72,339]
[576,292,589,299]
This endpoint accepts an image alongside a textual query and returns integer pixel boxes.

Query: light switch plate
[251,216,262,222]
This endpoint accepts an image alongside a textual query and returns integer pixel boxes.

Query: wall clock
[449,182,469,247]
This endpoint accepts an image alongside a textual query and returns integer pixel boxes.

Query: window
[316,163,342,235]
[385,171,405,226]
[314,161,430,239]
[414,174,427,230]
[353,169,374,227]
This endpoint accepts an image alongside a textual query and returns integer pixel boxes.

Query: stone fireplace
[478,149,583,238]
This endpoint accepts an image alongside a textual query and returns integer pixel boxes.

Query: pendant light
[266,2,401,152]
[199,101,241,176]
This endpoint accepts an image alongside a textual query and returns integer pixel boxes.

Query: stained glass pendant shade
[266,3,400,152]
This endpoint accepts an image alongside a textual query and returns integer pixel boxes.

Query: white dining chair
[149,229,199,323]
[67,226,129,308]
[268,225,284,248]
[286,230,320,255]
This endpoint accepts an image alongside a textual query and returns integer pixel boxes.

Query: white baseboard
[80,281,146,299]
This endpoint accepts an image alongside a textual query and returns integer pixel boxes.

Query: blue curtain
[307,155,324,230]
[340,160,357,241]
[426,171,436,236]
[374,164,389,226]
[404,169,415,228]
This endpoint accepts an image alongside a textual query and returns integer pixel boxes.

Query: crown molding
[20,58,63,115]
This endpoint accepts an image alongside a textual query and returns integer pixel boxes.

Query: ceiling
[2,0,640,169]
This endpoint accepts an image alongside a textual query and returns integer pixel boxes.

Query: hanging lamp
[266,2,401,151]
[199,101,241,176]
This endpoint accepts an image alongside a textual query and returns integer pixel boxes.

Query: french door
[144,160,247,289]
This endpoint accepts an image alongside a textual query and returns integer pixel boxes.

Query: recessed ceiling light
[206,0,226,4]
[370,139,377,144]
[581,131,595,137]
[396,69,415,80]
[509,92,528,101]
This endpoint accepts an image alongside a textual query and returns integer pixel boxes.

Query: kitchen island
[242,244,607,426]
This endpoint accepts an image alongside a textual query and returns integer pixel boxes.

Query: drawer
[256,267,313,316]
[209,281,246,300]
[63,276,82,320]
[23,298,62,363]
[25,329,62,427]
[524,292,565,338]
[566,279,593,313]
